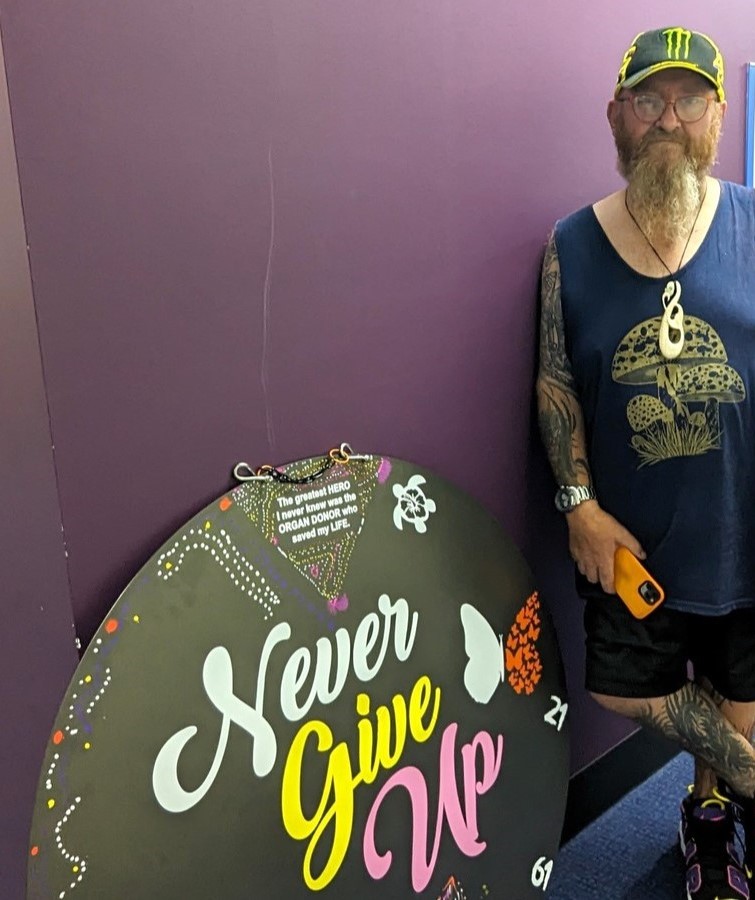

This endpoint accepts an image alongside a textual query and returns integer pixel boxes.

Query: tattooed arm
[536,231,591,486]
[536,231,645,592]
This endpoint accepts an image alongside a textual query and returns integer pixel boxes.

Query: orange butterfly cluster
[504,592,543,695]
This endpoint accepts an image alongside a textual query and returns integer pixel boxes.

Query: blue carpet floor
[547,752,694,898]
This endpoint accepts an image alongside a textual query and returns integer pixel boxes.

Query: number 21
[544,695,568,731]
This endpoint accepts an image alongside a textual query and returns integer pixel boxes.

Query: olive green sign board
[27,454,569,899]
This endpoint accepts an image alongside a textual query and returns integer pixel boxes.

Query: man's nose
[657,100,682,131]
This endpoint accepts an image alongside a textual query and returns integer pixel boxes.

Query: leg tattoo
[635,683,755,798]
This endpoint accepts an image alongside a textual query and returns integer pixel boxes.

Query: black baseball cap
[615,27,725,102]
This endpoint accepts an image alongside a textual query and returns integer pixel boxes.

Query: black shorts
[584,593,755,702]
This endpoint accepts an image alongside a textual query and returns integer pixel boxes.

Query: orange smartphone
[614,546,665,619]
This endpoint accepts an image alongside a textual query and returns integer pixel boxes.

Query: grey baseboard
[560,729,681,844]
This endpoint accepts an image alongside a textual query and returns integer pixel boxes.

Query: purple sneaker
[713,781,755,887]
[680,794,749,900]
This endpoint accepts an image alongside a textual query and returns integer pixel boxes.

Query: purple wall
[2,0,754,895]
[0,25,79,898]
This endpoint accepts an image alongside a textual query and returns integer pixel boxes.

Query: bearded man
[537,27,755,900]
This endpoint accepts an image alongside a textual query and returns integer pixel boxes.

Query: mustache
[638,129,687,149]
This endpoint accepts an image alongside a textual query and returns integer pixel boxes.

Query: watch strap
[566,484,595,504]
[555,483,596,512]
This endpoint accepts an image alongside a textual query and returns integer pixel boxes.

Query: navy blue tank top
[556,180,755,615]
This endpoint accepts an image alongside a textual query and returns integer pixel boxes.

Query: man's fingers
[619,532,646,560]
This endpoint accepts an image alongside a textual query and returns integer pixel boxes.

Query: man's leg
[590,683,755,798]
[692,677,755,799]
[593,683,754,897]
[691,680,755,885]
[584,600,755,897]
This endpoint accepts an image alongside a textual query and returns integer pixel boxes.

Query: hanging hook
[233,462,273,482]
[337,442,372,461]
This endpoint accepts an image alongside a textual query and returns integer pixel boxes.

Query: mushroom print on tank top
[612,315,746,467]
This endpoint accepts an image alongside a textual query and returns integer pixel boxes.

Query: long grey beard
[626,153,703,247]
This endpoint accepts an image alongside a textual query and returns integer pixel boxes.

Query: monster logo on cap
[664,27,692,60]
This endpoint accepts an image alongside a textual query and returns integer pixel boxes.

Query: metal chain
[257,457,335,484]
[233,443,370,484]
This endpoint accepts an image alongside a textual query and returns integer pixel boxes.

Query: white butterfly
[459,603,504,704]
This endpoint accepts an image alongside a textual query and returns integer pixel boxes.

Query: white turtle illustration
[392,475,437,533]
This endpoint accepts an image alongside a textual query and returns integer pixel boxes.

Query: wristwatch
[554,484,596,513]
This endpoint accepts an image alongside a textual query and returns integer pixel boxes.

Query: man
[537,26,755,900]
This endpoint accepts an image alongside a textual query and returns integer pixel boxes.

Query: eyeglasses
[617,93,715,124]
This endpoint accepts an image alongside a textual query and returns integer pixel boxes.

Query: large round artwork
[27,449,569,899]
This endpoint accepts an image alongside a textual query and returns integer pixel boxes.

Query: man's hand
[566,500,645,594]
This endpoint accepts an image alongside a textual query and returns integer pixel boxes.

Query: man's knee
[589,691,648,718]
[721,699,755,743]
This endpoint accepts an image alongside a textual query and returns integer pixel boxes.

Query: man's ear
[607,99,619,134]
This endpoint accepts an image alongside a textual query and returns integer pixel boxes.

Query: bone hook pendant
[659,280,684,360]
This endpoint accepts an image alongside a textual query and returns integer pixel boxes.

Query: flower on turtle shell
[392,475,437,533]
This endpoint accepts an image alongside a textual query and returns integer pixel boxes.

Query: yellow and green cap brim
[615,61,725,102]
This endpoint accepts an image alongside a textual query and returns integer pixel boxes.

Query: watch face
[555,487,575,512]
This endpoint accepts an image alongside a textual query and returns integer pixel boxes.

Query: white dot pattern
[157,525,279,619]
[84,669,112,716]
[54,796,86,897]
[41,663,113,893]
[46,752,59,781]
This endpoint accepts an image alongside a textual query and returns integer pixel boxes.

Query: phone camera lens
[639,581,659,604]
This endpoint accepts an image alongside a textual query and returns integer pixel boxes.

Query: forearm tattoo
[536,232,591,485]
[635,683,755,798]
